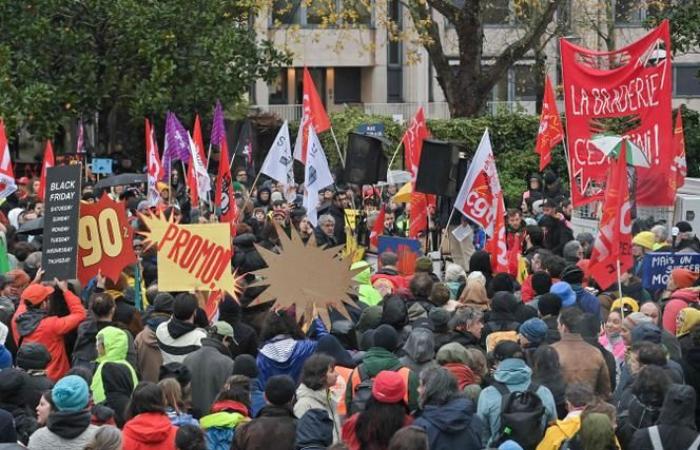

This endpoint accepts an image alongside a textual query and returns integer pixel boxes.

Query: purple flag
[162,112,191,172]
[210,100,225,147]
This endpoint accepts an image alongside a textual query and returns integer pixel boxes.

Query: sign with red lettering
[77,194,137,286]
[140,212,237,294]
[561,20,673,206]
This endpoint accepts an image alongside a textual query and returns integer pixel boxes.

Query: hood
[670,289,700,304]
[201,337,232,358]
[657,384,697,429]
[381,295,408,329]
[233,233,257,248]
[97,326,129,362]
[16,341,51,370]
[47,410,92,439]
[16,308,47,337]
[296,408,334,448]
[200,411,247,429]
[421,396,474,432]
[316,335,355,368]
[444,363,476,390]
[356,306,382,333]
[493,358,532,387]
[167,318,197,339]
[124,412,174,443]
[352,261,372,286]
[260,337,298,363]
[402,328,435,363]
[362,347,402,377]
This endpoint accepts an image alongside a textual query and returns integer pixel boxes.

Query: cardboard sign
[377,236,422,276]
[641,252,700,291]
[77,194,137,285]
[42,165,82,280]
[140,212,237,294]
[91,158,113,175]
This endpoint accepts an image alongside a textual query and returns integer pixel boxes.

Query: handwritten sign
[641,252,700,291]
[140,212,237,294]
[77,194,137,285]
[42,165,82,280]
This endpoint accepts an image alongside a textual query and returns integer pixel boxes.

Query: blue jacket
[257,337,318,387]
[571,284,601,319]
[413,397,482,450]
[476,358,557,447]
[250,378,266,418]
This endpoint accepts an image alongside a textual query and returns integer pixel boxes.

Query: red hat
[21,284,55,306]
[672,268,700,289]
[371,370,406,404]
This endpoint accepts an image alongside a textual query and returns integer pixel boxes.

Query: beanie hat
[373,324,399,351]
[623,312,653,330]
[16,342,51,370]
[429,307,451,332]
[153,292,174,313]
[677,221,693,233]
[52,375,89,412]
[233,354,258,379]
[371,370,406,404]
[444,263,466,283]
[632,231,655,251]
[631,322,662,344]
[672,268,700,289]
[264,375,296,406]
[538,293,562,317]
[415,257,433,273]
[550,282,576,308]
[519,318,548,345]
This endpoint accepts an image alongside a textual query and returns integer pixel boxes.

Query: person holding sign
[11,270,87,381]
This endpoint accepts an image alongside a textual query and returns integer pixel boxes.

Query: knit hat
[270,191,284,203]
[671,268,700,289]
[632,231,656,250]
[371,370,406,404]
[550,282,576,308]
[677,221,693,233]
[415,257,433,273]
[20,284,54,306]
[538,293,562,317]
[610,297,639,315]
[153,292,174,313]
[52,375,89,412]
[373,324,399,351]
[622,312,653,330]
[444,263,466,283]
[264,375,296,406]
[429,307,451,332]
[16,342,51,370]
[519,318,548,345]
[631,322,662,344]
[233,354,258,378]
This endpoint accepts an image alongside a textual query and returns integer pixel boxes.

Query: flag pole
[386,140,403,177]
[329,127,345,168]
[616,259,624,318]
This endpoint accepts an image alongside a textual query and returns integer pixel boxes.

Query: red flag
[402,107,434,238]
[587,145,633,290]
[535,76,563,171]
[38,140,54,201]
[672,109,686,190]
[294,68,331,164]
[485,193,509,273]
[370,208,386,248]
[187,115,207,206]
[216,137,237,232]
[0,120,17,200]
[145,119,164,206]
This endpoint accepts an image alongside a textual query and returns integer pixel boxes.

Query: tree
[0,0,290,152]
[647,0,700,53]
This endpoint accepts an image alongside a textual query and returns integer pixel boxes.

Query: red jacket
[123,412,177,450]
[11,288,86,381]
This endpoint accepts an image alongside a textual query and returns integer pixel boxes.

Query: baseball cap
[21,284,55,306]
[212,321,236,342]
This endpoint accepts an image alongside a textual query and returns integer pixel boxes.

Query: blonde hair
[158,377,184,413]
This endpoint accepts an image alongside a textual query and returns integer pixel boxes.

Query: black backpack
[492,381,546,450]
[348,362,406,415]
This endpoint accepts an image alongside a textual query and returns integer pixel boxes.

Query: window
[675,65,700,97]
[387,0,402,103]
[387,67,403,102]
[268,70,288,104]
[270,0,372,27]
[296,68,326,106]
[335,68,362,103]
[514,65,538,101]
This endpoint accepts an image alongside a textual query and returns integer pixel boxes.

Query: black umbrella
[95,173,147,190]
[17,216,44,235]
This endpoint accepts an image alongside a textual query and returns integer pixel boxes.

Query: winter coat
[476,358,557,446]
[630,384,700,450]
[257,336,318,386]
[0,409,16,445]
[447,330,482,349]
[0,368,38,445]
[12,289,86,381]
[91,326,138,405]
[570,284,601,319]
[662,289,700,335]
[414,396,483,450]
[27,410,97,450]
[200,400,250,450]
[370,267,409,291]
[232,404,296,450]
[122,411,177,450]
[15,342,53,410]
[681,345,700,429]
[295,408,334,450]
[134,314,167,382]
[551,333,611,399]
[183,337,235,419]
[293,384,341,443]
[165,408,198,427]
[72,317,137,369]
[540,216,574,256]
[352,262,382,307]
[536,411,582,450]
[344,347,420,413]
[155,318,206,364]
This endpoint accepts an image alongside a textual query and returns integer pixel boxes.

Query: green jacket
[344,347,420,412]
[352,261,382,306]
[91,326,138,404]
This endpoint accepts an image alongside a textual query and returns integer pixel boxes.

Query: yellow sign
[140,212,237,295]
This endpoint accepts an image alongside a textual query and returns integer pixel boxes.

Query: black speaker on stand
[342,133,388,185]
[415,139,466,197]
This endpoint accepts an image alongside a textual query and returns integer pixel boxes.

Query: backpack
[647,425,700,450]
[348,362,409,415]
[492,381,546,450]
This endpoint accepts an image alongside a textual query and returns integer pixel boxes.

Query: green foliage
[681,106,700,178]
[646,5,700,54]
[0,0,290,149]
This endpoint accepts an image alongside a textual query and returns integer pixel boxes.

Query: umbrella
[17,216,44,235]
[590,135,650,167]
[95,173,147,190]
[380,170,412,186]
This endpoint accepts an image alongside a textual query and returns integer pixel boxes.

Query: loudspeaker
[343,133,388,185]
[415,140,465,197]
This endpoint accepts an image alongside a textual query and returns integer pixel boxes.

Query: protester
[122,382,177,450]
[199,375,250,450]
[536,383,595,450]
[15,342,53,410]
[160,377,198,427]
[84,425,122,450]
[155,293,207,364]
[293,354,341,443]
[135,293,172,382]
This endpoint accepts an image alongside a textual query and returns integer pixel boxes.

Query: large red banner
[561,20,673,207]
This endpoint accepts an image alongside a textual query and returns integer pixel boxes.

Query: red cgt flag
[587,144,633,290]
[535,76,563,171]
[38,140,55,201]
[294,67,331,164]
[402,107,434,238]
[485,193,509,273]
[370,207,386,248]
[216,136,238,233]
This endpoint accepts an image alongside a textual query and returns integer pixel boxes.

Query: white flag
[188,132,211,202]
[261,121,294,187]
[303,127,334,227]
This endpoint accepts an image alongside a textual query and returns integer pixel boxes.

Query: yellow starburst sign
[139,211,238,296]
[251,224,361,327]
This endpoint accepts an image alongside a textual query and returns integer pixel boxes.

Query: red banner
[561,20,673,206]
